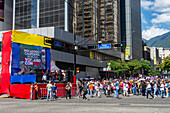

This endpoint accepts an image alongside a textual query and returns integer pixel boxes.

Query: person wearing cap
[123,82,129,97]
[146,82,154,99]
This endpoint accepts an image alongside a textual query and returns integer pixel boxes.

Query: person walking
[52,83,57,100]
[46,81,53,101]
[65,82,71,99]
[82,83,88,101]
[146,82,154,99]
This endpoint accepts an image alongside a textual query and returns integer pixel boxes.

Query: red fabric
[10,83,76,100]
[0,31,12,94]
[10,84,33,99]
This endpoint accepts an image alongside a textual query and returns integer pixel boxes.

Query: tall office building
[14,0,74,33]
[0,0,13,31]
[74,0,120,44]
[120,0,142,60]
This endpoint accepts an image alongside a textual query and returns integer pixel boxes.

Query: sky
[141,0,170,40]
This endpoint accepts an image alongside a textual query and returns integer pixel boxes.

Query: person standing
[153,81,157,97]
[65,82,71,99]
[30,83,34,100]
[160,81,165,98]
[123,82,129,97]
[115,79,119,99]
[34,82,39,99]
[52,83,57,100]
[69,82,72,99]
[46,81,53,101]
[168,81,170,98]
[89,83,94,97]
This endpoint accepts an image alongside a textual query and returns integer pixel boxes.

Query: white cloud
[153,0,170,12]
[141,13,147,24]
[142,26,170,40]
[141,0,154,10]
[151,13,170,23]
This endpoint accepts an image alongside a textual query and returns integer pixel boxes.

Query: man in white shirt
[146,82,154,99]
[153,82,157,97]
[46,81,53,101]
[160,82,165,98]
[123,82,129,97]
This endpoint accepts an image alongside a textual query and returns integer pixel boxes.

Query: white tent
[51,60,60,72]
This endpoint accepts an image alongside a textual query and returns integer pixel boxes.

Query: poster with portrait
[19,44,46,70]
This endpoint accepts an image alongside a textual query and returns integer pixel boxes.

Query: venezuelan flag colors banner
[12,30,51,48]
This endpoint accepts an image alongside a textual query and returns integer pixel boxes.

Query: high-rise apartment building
[74,0,98,41]
[74,0,120,44]
[14,0,74,33]
[120,0,142,60]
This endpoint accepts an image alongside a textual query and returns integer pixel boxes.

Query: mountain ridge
[142,31,170,48]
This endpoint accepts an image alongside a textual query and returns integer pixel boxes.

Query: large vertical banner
[125,46,130,60]
[0,0,4,22]
[0,31,12,94]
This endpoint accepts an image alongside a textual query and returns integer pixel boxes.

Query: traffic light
[87,45,96,49]
[114,43,123,47]
[76,67,80,73]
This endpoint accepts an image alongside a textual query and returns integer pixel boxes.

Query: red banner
[0,31,12,94]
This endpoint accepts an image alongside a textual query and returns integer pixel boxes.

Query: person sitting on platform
[21,67,26,75]
[46,68,50,80]
[42,73,47,83]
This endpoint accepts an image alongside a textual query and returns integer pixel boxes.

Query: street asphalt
[0,94,170,113]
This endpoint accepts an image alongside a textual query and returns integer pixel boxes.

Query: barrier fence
[38,87,77,99]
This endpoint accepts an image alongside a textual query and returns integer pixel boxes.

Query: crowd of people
[30,75,170,101]
[77,75,170,100]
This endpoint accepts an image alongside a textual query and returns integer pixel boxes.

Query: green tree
[110,60,129,75]
[148,69,160,76]
[161,56,170,73]
[139,60,151,74]
[127,60,142,76]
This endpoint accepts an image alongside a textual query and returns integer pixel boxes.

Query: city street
[0,95,170,113]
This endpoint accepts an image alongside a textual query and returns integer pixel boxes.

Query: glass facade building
[14,0,73,33]
[120,0,142,60]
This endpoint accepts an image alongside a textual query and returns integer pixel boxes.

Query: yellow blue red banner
[12,30,51,48]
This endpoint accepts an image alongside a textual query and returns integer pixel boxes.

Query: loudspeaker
[35,69,43,82]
